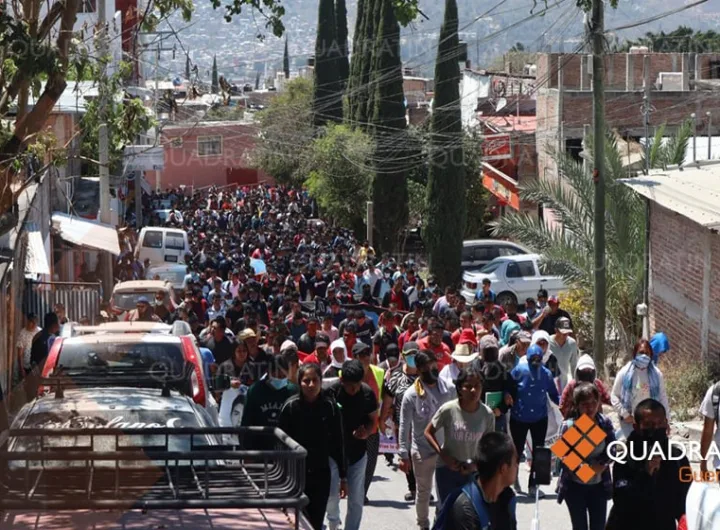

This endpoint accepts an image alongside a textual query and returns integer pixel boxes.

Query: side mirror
[214,374,231,391]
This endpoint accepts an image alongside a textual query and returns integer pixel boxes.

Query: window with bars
[197,136,222,157]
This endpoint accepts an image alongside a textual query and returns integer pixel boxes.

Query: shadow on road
[366,500,413,510]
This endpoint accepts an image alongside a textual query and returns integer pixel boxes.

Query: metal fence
[23,281,103,325]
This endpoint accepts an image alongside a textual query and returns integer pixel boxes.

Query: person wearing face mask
[611,339,669,440]
[606,399,689,530]
[509,344,559,497]
[398,351,454,530]
[241,354,299,432]
[559,354,612,419]
[556,383,615,530]
[379,342,422,503]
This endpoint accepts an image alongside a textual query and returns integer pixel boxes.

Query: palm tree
[645,120,692,169]
[491,133,646,360]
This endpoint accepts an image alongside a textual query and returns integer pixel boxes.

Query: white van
[135,227,189,265]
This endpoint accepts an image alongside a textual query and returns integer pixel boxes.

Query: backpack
[432,478,515,530]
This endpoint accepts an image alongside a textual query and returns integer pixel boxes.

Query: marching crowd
[7,183,704,530]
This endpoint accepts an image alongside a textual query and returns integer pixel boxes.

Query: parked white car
[461,239,529,271]
[461,253,566,307]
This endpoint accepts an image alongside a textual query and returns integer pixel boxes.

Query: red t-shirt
[390,290,406,311]
[416,337,452,370]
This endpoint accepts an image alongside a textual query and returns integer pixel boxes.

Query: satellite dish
[496,98,508,112]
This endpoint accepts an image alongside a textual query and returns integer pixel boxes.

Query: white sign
[124,145,165,171]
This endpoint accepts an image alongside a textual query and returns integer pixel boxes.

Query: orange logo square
[550,414,607,483]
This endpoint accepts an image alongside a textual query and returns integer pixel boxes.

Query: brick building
[622,162,720,361]
[536,51,720,185]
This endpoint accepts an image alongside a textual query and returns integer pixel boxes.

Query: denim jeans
[327,454,367,530]
[564,482,608,530]
[435,465,471,508]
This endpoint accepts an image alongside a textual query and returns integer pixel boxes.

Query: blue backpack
[432,479,516,530]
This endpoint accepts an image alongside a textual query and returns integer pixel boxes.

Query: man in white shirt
[700,382,720,473]
[548,317,578,391]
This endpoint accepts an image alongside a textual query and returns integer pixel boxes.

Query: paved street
[335,456,572,530]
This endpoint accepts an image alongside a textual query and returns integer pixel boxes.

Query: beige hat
[238,328,257,341]
[452,343,479,364]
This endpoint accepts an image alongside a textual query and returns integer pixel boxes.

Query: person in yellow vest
[350,342,385,504]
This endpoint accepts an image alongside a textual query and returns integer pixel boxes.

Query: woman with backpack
[556,383,615,530]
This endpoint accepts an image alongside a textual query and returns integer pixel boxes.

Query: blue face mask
[269,377,289,390]
[633,354,651,369]
[405,355,416,369]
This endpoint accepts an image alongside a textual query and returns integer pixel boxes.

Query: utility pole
[97,0,114,300]
[641,54,651,340]
[366,201,374,247]
[590,0,607,374]
[691,112,698,162]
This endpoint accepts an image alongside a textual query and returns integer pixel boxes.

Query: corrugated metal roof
[620,162,720,229]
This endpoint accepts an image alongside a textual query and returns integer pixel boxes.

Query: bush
[661,356,719,421]
[560,287,593,351]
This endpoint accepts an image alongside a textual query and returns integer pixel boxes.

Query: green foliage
[425,0,466,288]
[645,120,692,169]
[369,0,408,252]
[305,124,374,235]
[205,104,244,121]
[620,26,720,53]
[313,0,342,127]
[491,132,646,355]
[211,56,219,94]
[79,62,156,173]
[252,77,314,184]
[662,357,718,421]
[335,0,350,89]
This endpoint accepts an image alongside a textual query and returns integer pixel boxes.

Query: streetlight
[707,111,713,160]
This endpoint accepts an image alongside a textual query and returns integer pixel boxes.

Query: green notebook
[485,391,503,409]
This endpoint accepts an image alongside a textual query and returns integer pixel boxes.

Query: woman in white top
[611,338,670,439]
[439,343,479,390]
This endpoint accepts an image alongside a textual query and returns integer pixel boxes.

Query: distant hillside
[158,0,720,85]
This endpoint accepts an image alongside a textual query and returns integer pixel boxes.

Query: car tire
[496,292,517,308]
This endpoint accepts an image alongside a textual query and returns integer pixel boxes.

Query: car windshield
[57,341,185,375]
[113,291,162,310]
[13,409,210,456]
[142,230,163,248]
[149,269,184,286]
[477,259,506,275]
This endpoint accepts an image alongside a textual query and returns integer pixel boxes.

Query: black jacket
[606,431,690,530]
[479,360,517,414]
[279,392,346,478]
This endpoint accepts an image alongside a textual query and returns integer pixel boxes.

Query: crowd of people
[7,183,701,530]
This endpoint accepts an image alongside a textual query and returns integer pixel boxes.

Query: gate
[23,281,103,325]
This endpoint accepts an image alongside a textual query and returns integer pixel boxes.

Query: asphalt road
[332,455,573,530]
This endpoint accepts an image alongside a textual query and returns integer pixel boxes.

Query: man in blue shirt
[509,344,559,497]
[475,278,496,303]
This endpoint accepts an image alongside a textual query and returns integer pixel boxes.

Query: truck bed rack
[0,426,308,529]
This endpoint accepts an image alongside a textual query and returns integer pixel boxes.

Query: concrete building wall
[160,122,261,189]
[648,203,720,361]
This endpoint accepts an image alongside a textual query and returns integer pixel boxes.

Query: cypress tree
[369,0,408,252]
[283,39,290,79]
[211,55,219,94]
[313,0,343,127]
[346,0,367,120]
[185,53,191,80]
[425,0,466,288]
[335,0,349,89]
[255,70,261,90]
[360,0,382,127]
